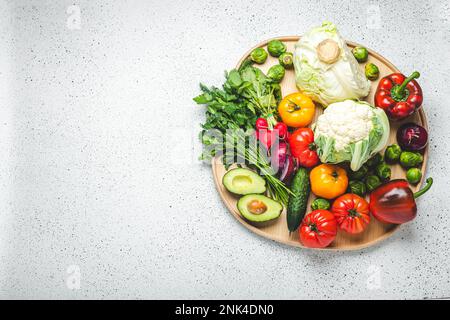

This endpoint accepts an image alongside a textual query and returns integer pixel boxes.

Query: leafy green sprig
[194,63,290,204]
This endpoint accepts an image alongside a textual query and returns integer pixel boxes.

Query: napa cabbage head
[294,22,370,106]
[313,100,390,171]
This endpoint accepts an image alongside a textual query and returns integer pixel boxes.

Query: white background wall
[0,0,449,299]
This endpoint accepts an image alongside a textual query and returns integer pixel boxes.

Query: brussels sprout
[385,144,402,163]
[375,162,391,181]
[352,46,369,63]
[267,64,285,82]
[267,40,286,57]
[311,198,331,210]
[400,151,423,168]
[406,168,422,185]
[366,153,382,168]
[365,63,380,81]
[349,164,369,181]
[348,180,367,197]
[279,52,294,69]
[250,47,268,64]
[366,175,382,192]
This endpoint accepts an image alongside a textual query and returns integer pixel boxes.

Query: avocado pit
[237,194,282,222]
[247,200,268,215]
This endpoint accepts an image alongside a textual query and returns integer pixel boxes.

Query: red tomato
[299,210,337,248]
[289,128,319,168]
[331,193,370,234]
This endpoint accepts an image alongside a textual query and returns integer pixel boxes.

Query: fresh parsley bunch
[194,63,290,204]
[194,61,282,160]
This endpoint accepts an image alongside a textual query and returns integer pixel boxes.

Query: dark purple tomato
[397,123,428,151]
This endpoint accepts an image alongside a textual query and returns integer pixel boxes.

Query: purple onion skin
[268,141,297,183]
[269,141,288,173]
[277,142,288,170]
[279,156,297,184]
[397,123,428,151]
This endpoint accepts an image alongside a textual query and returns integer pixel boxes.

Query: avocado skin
[222,168,266,195]
[237,194,282,222]
[287,168,310,232]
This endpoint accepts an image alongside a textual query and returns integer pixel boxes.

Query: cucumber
[287,167,310,232]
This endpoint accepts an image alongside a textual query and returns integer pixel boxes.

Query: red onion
[397,123,428,151]
[279,155,297,184]
[269,141,288,172]
[268,141,297,183]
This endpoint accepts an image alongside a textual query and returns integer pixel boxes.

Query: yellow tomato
[310,164,348,199]
[278,92,315,128]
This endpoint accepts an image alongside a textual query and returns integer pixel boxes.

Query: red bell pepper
[369,177,432,224]
[374,71,423,121]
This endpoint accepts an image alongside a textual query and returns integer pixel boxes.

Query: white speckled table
[0,0,449,299]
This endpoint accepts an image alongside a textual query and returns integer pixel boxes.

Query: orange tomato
[310,164,348,199]
[278,92,315,128]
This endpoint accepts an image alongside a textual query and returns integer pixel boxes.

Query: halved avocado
[222,168,266,195]
[237,194,282,222]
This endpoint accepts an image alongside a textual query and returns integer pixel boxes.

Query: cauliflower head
[313,100,390,171]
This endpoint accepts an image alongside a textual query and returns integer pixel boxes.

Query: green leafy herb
[194,63,282,159]
[194,64,290,204]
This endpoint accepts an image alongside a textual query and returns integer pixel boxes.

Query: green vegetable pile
[193,83,257,138]
[347,141,426,196]
[194,61,291,204]
[347,152,391,196]
[194,60,282,160]
[384,143,424,185]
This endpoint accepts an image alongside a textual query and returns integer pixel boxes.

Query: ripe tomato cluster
[299,194,370,248]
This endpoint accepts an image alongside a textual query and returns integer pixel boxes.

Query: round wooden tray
[212,36,429,250]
